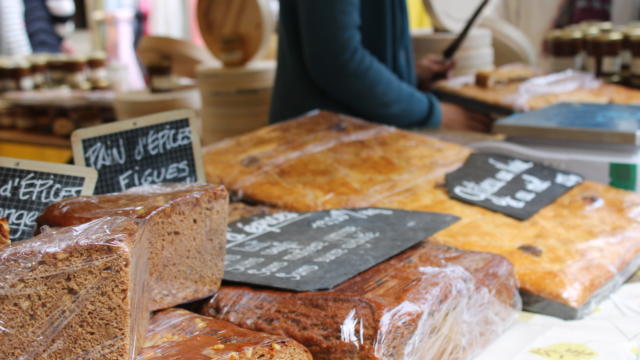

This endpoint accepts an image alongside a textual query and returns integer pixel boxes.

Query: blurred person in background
[270,0,493,132]
[0,0,32,55]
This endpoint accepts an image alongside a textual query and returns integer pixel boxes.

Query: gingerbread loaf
[203,241,519,360]
[0,217,149,360]
[139,309,312,360]
[37,183,229,311]
[0,218,8,248]
[203,111,640,315]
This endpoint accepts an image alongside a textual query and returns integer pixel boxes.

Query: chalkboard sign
[0,157,97,241]
[446,153,583,220]
[71,110,204,194]
[225,208,459,291]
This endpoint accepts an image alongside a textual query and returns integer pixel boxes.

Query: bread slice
[36,183,229,311]
[475,66,535,88]
[0,218,8,249]
[203,242,519,360]
[203,111,640,311]
[140,309,312,360]
[0,217,149,360]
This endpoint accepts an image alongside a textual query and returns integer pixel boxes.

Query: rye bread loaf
[203,111,640,310]
[0,217,149,360]
[36,183,229,311]
[139,309,312,360]
[203,241,519,360]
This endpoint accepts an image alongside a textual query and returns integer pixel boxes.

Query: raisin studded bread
[36,183,229,311]
[0,217,149,360]
[139,309,312,360]
[203,242,519,360]
[0,218,8,248]
[203,111,640,311]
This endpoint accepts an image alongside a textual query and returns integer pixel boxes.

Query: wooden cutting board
[197,0,273,67]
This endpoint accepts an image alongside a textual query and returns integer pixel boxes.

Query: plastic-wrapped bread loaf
[203,111,640,315]
[139,309,313,360]
[0,218,8,248]
[0,217,149,360]
[203,241,520,360]
[36,183,229,311]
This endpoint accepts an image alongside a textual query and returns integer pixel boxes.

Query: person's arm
[295,0,441,128]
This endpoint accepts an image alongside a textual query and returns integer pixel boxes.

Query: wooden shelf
[0,129,70,148]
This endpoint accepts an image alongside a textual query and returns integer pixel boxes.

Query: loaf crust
[0,217,149,360]
[0,218,8,249]
[139,309,312,360]
[203,241,519,360]
[203,111,640,309]
[37,183,229,311]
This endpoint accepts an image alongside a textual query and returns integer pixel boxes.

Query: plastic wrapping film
[203,241,520,360]
[510,70,603,111]
[435,68,640,112]
[36,183,229,311]
[0,216,149,360]
[0,218,9,249]
[203,111,640,318]
[139,309,313,360]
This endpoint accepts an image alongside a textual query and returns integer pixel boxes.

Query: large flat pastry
[204,111,640,318]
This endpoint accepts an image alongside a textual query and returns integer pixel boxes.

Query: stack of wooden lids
[137,36,216,78]
[114,88,201,123]
[419,0,536,69]
[115,36,214,122]
[196,0,276,145]
[479,15,537,66]
[412,28,494,76]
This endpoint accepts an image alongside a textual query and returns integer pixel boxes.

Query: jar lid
[597,31,624,42]
[628,29,640,41]
[598,21,614,32]
[585,28,601,41]
[561,29,583,40]
[546,29,564,41]
[88,51,106,61]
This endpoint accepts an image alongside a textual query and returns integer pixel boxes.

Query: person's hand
[440,102,493,133]
[416,54,455,90]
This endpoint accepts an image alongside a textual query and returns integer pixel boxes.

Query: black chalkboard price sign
[72,110,205,194]
[446,153,584,220]
[225,208,459,292]
[0,157,97,241]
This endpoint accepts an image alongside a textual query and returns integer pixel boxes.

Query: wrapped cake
[0,217,149,360]
[203,241,520,360]
[37,183,228,311]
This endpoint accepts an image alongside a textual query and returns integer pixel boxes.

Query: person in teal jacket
[270,0,491,131]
